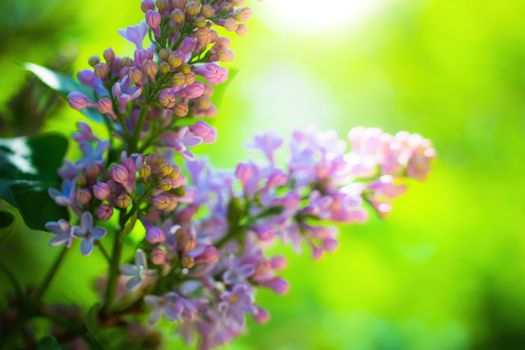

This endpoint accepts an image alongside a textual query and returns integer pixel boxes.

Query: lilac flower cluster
[41,1,434,349]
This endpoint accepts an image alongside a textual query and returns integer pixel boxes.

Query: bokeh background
[2,0,525,349]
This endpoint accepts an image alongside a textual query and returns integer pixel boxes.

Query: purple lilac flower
[160,127,202,161]
[120,249,155,291]
[118,21,148,49]
[219,284,257,326]
[248,132,283,164]
[72,212,107,256]
[45,219,74,247]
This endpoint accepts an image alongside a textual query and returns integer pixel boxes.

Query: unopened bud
[186,2,200,17]
[152,194,172,210]
[120,57,134,67]
[174,102,189,117]
[201,4,214,18]
[180,64,191,74]
[94,63,110,79]
[234,7,252,22]
[115,194,131,209]
[168,54,183,69]
[221,18,238,32]
[215,37,231,49]
[68,92,93,110]
[144,60,158,79]
[97,204,113,221]
[159,163,174,177]
[146,226,166,244]
[97,98,117,119]
[88,55,100,67]
[176,230,197,252]
[172,0,186,10]
[158,178,173,192]
[103,48,115,63]
[138,164,152,180]
[110,164,129,184]
[159,62,171,74]
[170,9,185,25]
[184,72,195,85]
[172,72,186,86]
[159,49,170,60]
[76,189,92,205]
[194,16,206,28]
[128,67,144,85]
[141,0,155,12]
[181,256,195,268]
[236,23,248,36]
[156,0,170,12]
[93,182,111,200]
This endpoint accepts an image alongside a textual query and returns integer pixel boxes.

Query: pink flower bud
[220,18,238,32]
[190,121,217,144]
[146,226,166,244]
[76,189,92,205]
[182,82,205,99]
[235,162,255,186]
[253,226,275,242]
[236,24,248,36]
[193,63,228,85]
[151,248,168,265]
[141,0,155,12]
[97,204,113,221]
[322,238,339,252]
[195,246,219,265]
[264,277,289,295]
[159,89,177,108]
[253,307,270,324]
[93,182,111,200]
[146,10,162,33]
[97,98,117,119]
[174,102,189,117]
[270,256,287,270]
[144,60,158,79]
[103,48,115,62]
[110,164,129,184]
[68,92,94,110]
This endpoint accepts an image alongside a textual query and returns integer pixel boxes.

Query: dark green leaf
[37,336,62,350]
[0,134,69,230]
[24,63,104,124]
[0,211,14,230]
[85,303,101,335]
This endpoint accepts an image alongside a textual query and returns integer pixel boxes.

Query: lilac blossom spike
[37,1,434,349]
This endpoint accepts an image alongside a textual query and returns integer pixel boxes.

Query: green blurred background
[2,0,525,349]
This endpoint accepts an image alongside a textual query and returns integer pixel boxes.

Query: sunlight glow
[261,0,388,34]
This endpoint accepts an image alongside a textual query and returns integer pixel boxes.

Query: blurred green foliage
[1,0,525,349]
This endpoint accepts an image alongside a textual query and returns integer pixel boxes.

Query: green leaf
[0,211,14,230]
[37,336,62,350]
[24,62,104,124]
[85,303,101,335]
[0,134,69,230]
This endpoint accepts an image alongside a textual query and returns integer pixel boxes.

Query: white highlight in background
[260,0,388,34]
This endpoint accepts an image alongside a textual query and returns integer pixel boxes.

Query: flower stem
[101,211,138,316]
[34,246,69,302]
[129,107,148,153]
